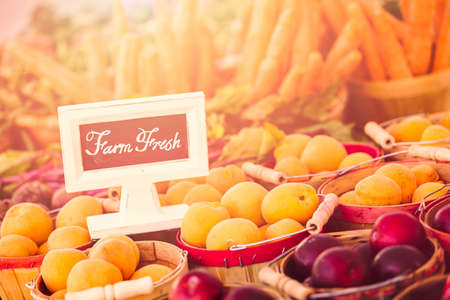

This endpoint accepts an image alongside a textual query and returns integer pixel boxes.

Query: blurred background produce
[2,0,448,152]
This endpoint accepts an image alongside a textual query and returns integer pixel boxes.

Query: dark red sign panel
[79,114,189,171]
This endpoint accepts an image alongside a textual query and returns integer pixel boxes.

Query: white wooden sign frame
[58,92,208,238]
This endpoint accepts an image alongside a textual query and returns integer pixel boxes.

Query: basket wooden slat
[31,240,188,300]
[319,160,450,231]
[0,269,28,300]
[260,230,445,300]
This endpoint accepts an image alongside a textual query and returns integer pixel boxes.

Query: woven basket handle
[307,193,339,234]
[65,277,153,300]
[408,145,450,161]
[242,162,284,185]
[259,267,314,300]
[97,197,120,213]
[364,121,395,149]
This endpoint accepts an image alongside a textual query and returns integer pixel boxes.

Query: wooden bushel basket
[259,230,445,300]
[318,160,450,231]
[392,274,448,300]
[29,241,188,300]
[346,69,450,126]
[177,194,340,284]
[242,143,381,190]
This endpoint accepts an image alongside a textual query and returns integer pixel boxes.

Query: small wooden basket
[242,143,381,190]
[392,274,447,300]
[318,160,450,231]
[177,194,339,284]
[346,70,450,126]
[364,111,449,159]
[29,240,188,300]
[259,230,445,300]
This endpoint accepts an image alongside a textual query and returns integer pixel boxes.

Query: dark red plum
[434,204,450,233]
[311,247,369,288]
[372,245,426,281]
[294,234,342,275]
[169,269,223,300]
[222,286,273,300]
[370,212,427,253]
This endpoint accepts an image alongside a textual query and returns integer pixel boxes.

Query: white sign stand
[58,92,208,239]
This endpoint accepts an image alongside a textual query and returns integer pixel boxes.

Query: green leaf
[302,82,340,122]
[0,150,33,177]
[297,121,356,143]
[206,84,251,116]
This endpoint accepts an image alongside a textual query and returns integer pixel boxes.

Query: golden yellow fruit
[339,191,357,205]
[93,235,140,266]
[39,242,48,255]
[375,163,417,203]
[206,218,259,250]
[355,174,402,206]
[412,182,449,203]
[41,248,87,293]
[47,226,91,250]
[181,202,230,248]
[166,182,196,205]
[411,165,439,186]
[1,203,53,245]
[206,165,247,194]
[67,259,123,292]
[184,184,222,205]
[338,152,373,170]
[265,218,304,239]
[169,177,206,187]
[391,117,431,142]
[50,289,67,300]
[89,238,137,280]
[0,235,38,257]
[257,224,270,241]
[274,134,311,162]
[221,182,267,226]
[131,264,172,281]
[274,156,309,177]
[56,196,103,229]
[442,110,450,130]
[421,125,450,145]
[261,183,319,224]
[300,135,347,173]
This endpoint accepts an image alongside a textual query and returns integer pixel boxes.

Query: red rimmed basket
[259,229,445,300]
[241,143,382,190]
[319,160,450,231]
[177,194,339,284]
